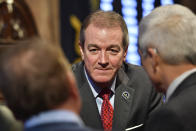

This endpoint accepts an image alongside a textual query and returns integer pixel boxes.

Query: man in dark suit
[138,4,196,131]
[0,38,95,131]
[72,10,162,131]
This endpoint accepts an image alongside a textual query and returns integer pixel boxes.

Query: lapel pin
[122,91,130,100]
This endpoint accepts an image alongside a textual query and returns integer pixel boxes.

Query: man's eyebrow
[107,45,121,49]
[87,44,121,50]
[87,44,99,48]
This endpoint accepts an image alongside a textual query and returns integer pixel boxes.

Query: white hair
[139,4,196,65]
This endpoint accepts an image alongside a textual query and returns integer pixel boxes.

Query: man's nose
[98,51,109,67]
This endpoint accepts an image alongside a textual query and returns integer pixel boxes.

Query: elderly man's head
[138,4,196,93]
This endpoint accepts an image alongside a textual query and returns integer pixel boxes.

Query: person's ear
[66,70,81,112]
[79,41,84,60]
[147,48,160,74]
[66,71,79,99]
[123,46,128,61]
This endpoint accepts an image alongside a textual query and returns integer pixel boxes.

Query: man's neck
[53,98,80,115]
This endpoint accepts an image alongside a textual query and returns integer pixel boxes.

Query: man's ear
[123,46,128,61]
[79,42,84,60]
[147,48,159,73]
[66,70,81,112]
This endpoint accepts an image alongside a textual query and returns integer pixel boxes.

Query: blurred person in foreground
[72,10,162,131]
[0,38,97,131]
[138,4,196,131]
[0,46,22,131]
[0,0,38,130]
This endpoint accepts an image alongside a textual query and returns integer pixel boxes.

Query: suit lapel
[76,63,102,129]
[113,67,135,129]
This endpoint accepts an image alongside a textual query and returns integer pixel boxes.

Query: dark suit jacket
[24,122,95,131]
[72,62,162,131]
[144,72,196,131]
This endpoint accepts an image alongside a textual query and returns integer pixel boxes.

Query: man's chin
[92,77,113,87]
[94,78,111,83]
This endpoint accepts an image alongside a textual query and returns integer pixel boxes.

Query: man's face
[80,24,127,86]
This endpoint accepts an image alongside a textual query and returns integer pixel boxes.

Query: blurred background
[0,0,196,66]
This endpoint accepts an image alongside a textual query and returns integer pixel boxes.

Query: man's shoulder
[116,62,154,93]
[124,62,144,69]
[121,62,149,78]
[72,62,83,72]
[71,62,86,85]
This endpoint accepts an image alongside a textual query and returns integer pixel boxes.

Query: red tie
[100,88,113,131]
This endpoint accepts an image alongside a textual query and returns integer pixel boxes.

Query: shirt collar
[25,110,84,128]
[84,67,116,98]
[166,68,196,102]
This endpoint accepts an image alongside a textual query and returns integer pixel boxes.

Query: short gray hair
[139,4,196,65]
[80,10,129,51]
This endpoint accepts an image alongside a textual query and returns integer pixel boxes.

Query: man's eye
[110,49,119,54]
[89,49,98,52]
[111,49,118,52]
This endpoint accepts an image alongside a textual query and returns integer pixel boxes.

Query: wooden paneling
[25,0,60,45]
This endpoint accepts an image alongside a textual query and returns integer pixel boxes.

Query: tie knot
[99,88,112,100]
